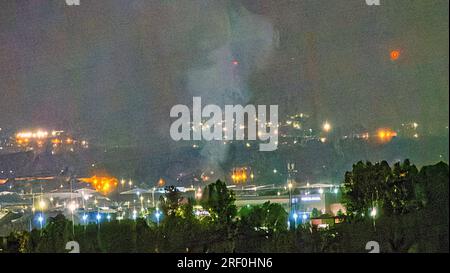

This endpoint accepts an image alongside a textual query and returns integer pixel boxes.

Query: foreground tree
[342,160,391,218]
[385,159,419,215]
[201,180,237,225]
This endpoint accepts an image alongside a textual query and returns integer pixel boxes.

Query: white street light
[39,200,46,211]
[293,212,298,229]
[323,121,331,132]
[370,207,377,218]
[155,211,161,226]
[38,215,44,229]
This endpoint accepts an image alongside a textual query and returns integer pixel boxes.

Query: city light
[370,207,377,218]
[37,214,45,229]
[68,202,77,213]
[323,121,331,132]
[293,212,298,228]
[155,210,161,226]
[39,200,46,211]
[195,187,203,199]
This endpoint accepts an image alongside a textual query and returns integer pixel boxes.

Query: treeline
[2,161,448,253]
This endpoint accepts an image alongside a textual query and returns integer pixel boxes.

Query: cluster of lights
[376,128,397,142]
[231,167,250,184]
[16,130,49,139]
[80,175,119,195]
[14,129,88,151]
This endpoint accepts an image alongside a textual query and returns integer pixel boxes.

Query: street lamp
[152,187,156,207]
[139,195,144,213]
[96,213,101,228]
[82,214,88,224]
[195,187,202,199]
[370,207,377,218]
[37,215,44,229]
[370,207,377,231]
[323,121,331,132]
[155,209,161,226]
[39,200,46,211]
[293,212,298,229]
[288,182,293,212]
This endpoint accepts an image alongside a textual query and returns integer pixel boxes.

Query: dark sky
[0,0,448,147]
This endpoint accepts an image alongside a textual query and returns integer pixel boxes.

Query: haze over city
[0,0,448,255]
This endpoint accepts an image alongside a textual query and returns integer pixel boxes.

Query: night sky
[0,0,448,148]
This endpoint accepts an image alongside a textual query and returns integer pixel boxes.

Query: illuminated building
[231,167,251,184]
[14,129,88,154]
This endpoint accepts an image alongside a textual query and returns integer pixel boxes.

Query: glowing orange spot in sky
[232,60,239,65]
[390,50,400,61]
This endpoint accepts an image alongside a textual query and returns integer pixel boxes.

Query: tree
[342,161,391,218]
[416,161,449,212]
[201,180,237,225]
[385,159,418,215]
[311,208,321,218]
[160,185,182,217]
[36,214,72,253]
